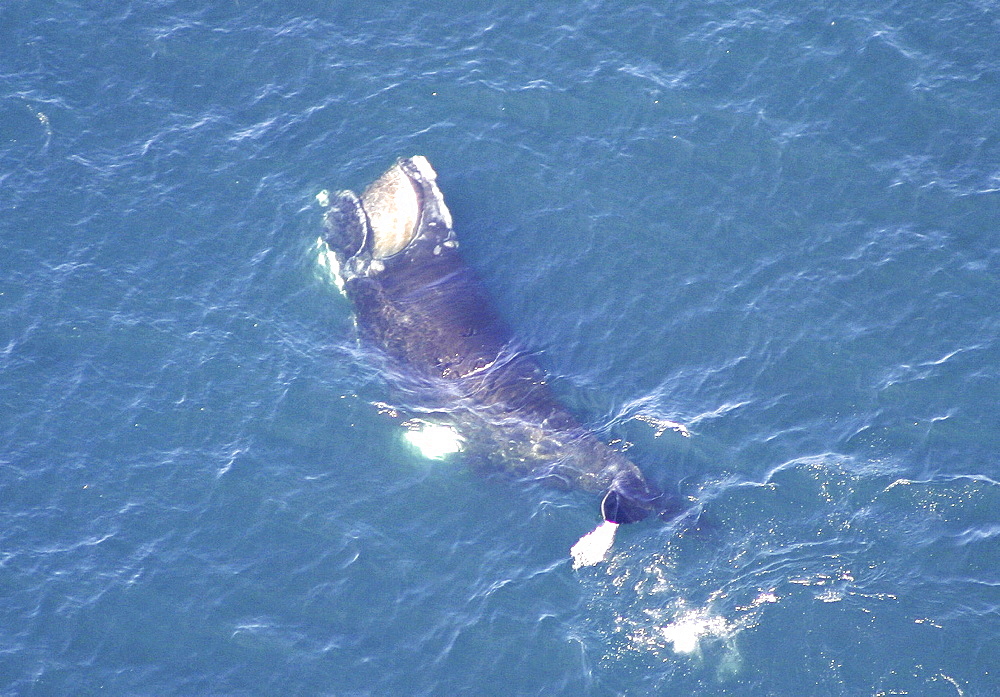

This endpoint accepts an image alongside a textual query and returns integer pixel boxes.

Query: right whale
[320,156,671,525]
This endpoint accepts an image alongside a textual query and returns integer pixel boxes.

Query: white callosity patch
[409,155,452,229]
[361,165,419,259]
[571,520,619,569]
[402,421,464,460]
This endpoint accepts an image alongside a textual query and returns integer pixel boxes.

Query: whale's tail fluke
[602,488,653,525]
[601,473,675,524]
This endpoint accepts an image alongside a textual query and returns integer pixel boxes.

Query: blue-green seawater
[2,1,998,695]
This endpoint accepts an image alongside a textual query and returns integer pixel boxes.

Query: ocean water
[2,0,998,695]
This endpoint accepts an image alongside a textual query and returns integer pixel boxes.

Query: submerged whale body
[321,156,665,525]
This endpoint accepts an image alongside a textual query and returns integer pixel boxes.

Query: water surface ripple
[2,0,998,695]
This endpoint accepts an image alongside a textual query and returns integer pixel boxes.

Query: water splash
[631,606,737,656]
[313,234,346,294]
[571,521,619,569]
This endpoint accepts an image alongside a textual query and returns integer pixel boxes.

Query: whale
[319,156,668,526]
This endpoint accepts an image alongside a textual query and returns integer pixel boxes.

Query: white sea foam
[314,236,345,294]
[571,520,619,569]
[655,609,735,654]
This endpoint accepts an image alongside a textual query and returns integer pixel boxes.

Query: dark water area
[2,1,998,695]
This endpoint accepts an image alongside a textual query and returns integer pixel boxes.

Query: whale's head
[358,158,422,258]
[323,156,454,271]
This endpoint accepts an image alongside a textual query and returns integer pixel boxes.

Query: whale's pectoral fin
[323,189,368,260]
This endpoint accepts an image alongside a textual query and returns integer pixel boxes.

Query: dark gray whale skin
[321,156,665,524]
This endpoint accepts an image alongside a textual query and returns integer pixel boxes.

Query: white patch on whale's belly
[403,421,464,460]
